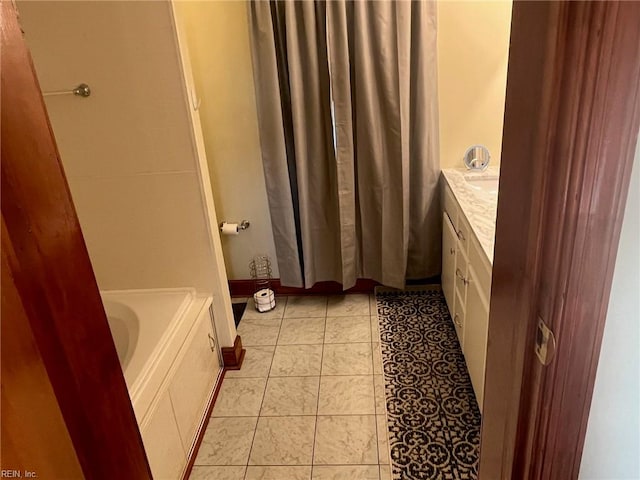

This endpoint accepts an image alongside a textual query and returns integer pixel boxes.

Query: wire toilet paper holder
[249,255,276,312]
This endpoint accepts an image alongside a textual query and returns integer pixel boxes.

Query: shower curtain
[249,0,440,290]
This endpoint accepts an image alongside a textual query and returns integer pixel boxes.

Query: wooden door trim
[481,1,640,478]
[1,2,151,478]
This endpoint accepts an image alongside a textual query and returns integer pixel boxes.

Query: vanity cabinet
[442,182,492,412]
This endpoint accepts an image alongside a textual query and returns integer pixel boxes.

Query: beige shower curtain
[249,0,440,290]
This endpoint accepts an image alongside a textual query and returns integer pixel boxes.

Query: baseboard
[221,335,245,370]
[375,284,442,294]
[228,278,381,297]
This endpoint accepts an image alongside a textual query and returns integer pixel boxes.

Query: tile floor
[190,294,391,480]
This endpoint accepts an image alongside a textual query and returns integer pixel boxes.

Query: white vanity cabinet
[442,181,492,412]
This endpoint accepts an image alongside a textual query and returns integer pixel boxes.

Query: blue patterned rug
[375,287,480,480]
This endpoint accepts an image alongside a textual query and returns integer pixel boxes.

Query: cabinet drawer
[443,182,458,229]
[453,288,465,346]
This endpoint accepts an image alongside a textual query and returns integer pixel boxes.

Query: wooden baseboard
[228,278,381,297]
[221,335,245,370]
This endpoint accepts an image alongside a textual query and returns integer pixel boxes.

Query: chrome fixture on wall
[43,83,91,98]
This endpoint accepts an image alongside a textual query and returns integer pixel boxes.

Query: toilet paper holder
[219,220,250,231]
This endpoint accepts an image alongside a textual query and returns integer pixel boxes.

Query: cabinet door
[453,288,465,346]
[169,307,222,455]
[464,264,490,412]
[442,212,457,315]
[141,391,186,480]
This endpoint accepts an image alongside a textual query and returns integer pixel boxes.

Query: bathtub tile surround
[441,167,499,263]
[189,294,392,480]
[375,288,481,480]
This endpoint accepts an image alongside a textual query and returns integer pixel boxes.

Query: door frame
[1,2,151,478]
[480,1,640,478]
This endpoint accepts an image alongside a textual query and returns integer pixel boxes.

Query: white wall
[19,1,217,291]
[580,137,640,479]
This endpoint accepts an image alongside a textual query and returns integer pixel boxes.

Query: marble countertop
[442,167,499,265]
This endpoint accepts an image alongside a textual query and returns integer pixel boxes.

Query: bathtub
[101,288,205,423]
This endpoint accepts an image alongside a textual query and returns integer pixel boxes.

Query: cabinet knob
[450,247,455,255]
[454,314,462,327]
[456,229,466,242]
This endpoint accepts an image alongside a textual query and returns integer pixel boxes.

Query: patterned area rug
[375,287,481,480]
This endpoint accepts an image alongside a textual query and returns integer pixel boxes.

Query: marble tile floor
[190,294,392,480]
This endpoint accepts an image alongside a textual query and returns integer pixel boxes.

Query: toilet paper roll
[254,288,276,312]
[220,222,239,235]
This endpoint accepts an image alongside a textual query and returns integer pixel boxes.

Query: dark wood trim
[516,2,640,478]
[221,335,246,370]
[229,278,381,297]
[1,222,85,478]
[181,369,226,480]
[1,3,151,478]
[481,1,640,479]
[479,2,558,476]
